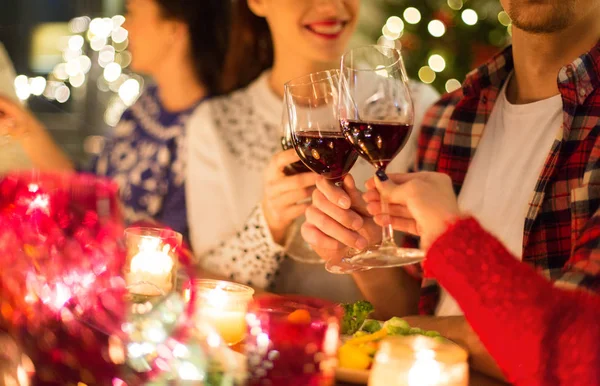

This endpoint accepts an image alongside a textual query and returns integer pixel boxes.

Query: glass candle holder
[194,279,255,346]
[245,295,342,386]
[124,227,182,297]
[369,336,468,386]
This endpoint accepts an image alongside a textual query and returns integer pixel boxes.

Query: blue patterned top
[93,86,201,236]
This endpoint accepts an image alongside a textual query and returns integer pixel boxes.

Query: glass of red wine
[280,93,324,264]
[285,70,359,188]
[334,45,424,272]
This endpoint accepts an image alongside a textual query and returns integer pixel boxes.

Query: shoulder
[195,85,255,120]
[187,81,280,169]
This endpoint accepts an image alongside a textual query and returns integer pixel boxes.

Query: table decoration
[245,294,342,386]
[369,335,468,386]
[0,171,231,385]
[193,279,255,346]
[124,227,182,297]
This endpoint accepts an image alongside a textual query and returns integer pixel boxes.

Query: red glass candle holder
[245,295,342,386]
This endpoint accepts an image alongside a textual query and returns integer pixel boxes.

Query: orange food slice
[287,309,311,324]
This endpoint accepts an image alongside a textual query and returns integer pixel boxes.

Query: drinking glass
[245,295,341,386]
[285,70,359,188]
[280,94,324,264]
[335,45,424,272]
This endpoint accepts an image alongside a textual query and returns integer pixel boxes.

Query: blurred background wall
[0,0,510,166]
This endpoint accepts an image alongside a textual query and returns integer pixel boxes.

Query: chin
[508,1,575,33]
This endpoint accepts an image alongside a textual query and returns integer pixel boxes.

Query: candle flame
[408,348,442,386]
[130,236,174,274]
[206,284,228,308]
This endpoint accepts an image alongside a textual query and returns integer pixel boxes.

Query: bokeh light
[461,9,479,26]
[428,20,446,37]
[386,16,405,34]
[428,54,446,72]
[445,79,462,93]
[104,63,122,82]
[418,66,436,84]
[498,11,511,26]
[30,77,47,96]
[447,0,463,10]
[403,7,421,24]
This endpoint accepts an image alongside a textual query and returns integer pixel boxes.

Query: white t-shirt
[435,73,563,316]
[186,71,439,299]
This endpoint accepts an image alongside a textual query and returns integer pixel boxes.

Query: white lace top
[186,72,439,298]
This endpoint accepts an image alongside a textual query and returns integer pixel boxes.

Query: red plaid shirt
[411,41,600,315]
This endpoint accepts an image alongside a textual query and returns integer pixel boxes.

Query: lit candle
[194,279,254,346]
[127,237,174,296]
[369,336,468,386]
[124,228,181,297]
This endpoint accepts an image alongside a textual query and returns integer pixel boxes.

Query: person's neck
[508,12,600,104]
[268,56,338,99]
[152,61,207,113]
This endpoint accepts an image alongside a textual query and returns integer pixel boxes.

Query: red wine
[281,136,311,176]
[291,131,358,183]
[341,119,412,170]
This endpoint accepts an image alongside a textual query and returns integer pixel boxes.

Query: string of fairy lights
[13,15,142,127]
[375,0,512,93]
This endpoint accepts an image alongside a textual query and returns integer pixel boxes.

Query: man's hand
[363,172,460,249]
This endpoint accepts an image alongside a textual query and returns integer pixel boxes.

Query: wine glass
[280,93,325,264]
[334,45,424,272]
[285,70,359,188]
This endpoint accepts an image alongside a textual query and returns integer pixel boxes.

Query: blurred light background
[0,0,510,166]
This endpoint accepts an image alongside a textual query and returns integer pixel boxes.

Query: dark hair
[221,0,273,93]
[155,0,230,95]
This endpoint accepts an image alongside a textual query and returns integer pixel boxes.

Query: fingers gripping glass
[333,45,424,273]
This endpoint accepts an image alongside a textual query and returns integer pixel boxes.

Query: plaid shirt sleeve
[559,208,600,292]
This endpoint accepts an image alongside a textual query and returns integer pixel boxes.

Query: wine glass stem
[376,169,396,248]
[379,191,396,248]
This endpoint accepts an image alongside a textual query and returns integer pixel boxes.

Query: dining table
[335,370,510,386]
[203,270,512,386]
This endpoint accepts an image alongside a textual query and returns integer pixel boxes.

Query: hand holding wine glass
[363,172,461,250]
[261,149,319,245]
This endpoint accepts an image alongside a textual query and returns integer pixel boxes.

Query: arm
[421,218,600,386]
[197,203,285,290]
[0,96,74,171]
[351,268,420,320]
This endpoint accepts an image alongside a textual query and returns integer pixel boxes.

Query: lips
[304,20,348,40]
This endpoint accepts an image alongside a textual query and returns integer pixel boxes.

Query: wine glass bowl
[285,70,359,187]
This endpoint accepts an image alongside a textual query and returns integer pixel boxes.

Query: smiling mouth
[304,20,349,39]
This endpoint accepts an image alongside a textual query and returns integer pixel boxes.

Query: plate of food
[336,301,448,384]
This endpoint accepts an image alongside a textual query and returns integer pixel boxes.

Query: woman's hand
[0,95,44,140]
[363,172,461,249]
[262,149,318,245]
[301,175,381,262]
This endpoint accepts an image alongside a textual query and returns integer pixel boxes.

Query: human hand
[262,149,318,245]
[363,172,460,249]
[301,175,381,263]
[0,95,44,139]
